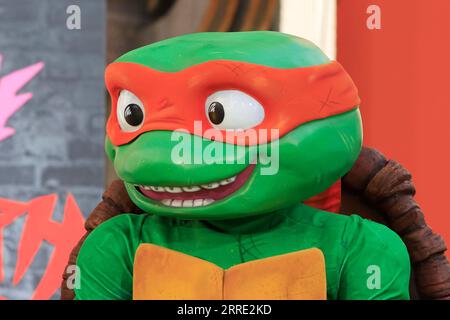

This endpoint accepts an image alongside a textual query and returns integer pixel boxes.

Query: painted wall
[280,0,336,59]
[0,0,105,299]
[337,0,450,251]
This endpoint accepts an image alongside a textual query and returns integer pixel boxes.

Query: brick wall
[0,0,106,299]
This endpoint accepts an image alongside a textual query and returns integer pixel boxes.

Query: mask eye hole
[205,90,265,130]
[117,90,145,132]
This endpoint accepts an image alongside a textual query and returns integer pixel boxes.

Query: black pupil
[124,104,144,126]
[208,102,225,125]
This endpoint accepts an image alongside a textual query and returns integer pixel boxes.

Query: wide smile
[134,165,255,208]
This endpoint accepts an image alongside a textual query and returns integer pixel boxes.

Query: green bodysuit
[75,204,410,300]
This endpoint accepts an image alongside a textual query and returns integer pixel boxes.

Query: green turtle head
[115,31,330,71]
[105,31,362,220]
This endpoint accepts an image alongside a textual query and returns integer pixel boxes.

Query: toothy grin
[159,198,215,208]
[138,176,236,193]
[135,165,255,207]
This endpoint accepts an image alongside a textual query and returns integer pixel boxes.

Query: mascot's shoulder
[296,204,407,252]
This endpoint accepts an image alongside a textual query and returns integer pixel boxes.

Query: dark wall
[0,0,105,299]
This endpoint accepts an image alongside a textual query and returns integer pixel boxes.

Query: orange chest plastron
[132,244,326,300]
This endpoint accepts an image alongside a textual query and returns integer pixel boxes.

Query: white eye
[205,90,265,130]
[116,89,145,132]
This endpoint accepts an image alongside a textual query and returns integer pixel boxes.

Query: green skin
[75,32,411,300]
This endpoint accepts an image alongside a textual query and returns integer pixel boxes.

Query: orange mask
[106,60,360,146]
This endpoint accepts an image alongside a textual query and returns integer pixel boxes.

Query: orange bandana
[106,60,360,146]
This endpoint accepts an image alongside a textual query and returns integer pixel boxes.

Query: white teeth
[193,199,204,207]
[200,176,236,189]
[182,200,194,207]
[138,174,237,194]
[203,199,214,205]
[171,199,183,207]
[182,186,201,192]
[164,186,183,193]
[201,182,220,189]
[160,198,215,207]
[219,176,236,186]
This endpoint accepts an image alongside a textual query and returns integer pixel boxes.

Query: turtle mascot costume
[74,32,411,300]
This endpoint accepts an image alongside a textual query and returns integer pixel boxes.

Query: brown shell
[341,148,450,299]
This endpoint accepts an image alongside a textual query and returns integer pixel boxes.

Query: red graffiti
[0,194,85,299]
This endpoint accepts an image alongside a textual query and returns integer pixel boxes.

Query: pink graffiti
[0,54,44,142]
